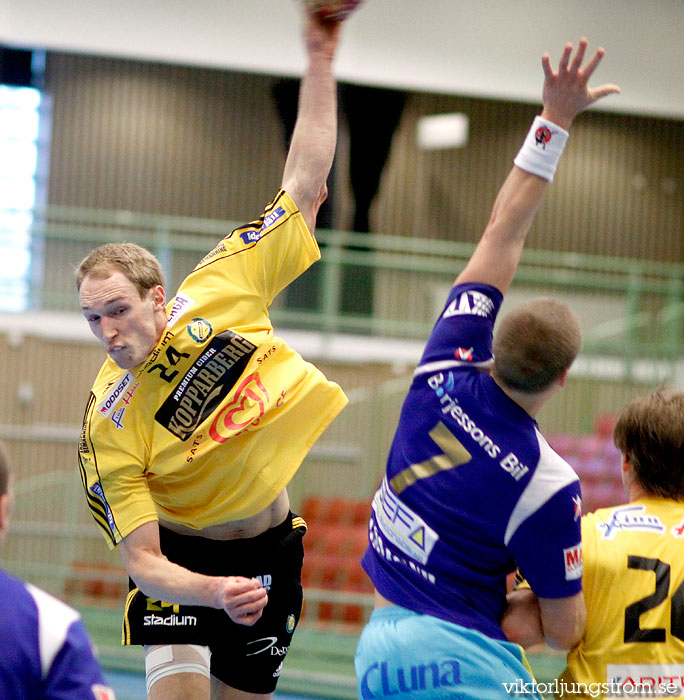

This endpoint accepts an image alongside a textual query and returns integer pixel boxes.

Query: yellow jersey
[559,498,684,699]
[78,190,348,549]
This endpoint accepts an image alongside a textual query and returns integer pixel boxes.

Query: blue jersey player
[355,40,620,699]
[0,442,116,700]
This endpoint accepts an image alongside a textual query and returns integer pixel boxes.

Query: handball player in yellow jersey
[503,390,684,699]
[76,8,348,700]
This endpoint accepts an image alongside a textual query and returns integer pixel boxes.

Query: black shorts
[122,512,306,694]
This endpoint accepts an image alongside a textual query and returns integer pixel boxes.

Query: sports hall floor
[102,646,566,700]
[104,671,325,700]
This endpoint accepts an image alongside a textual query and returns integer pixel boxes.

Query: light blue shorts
[354,605,542,700]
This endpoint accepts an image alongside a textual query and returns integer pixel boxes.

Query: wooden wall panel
[373,93,683,263]
[42,51,682,266]
[46,53,285,220]
[0,334,104,427]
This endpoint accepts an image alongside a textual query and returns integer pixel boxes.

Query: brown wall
[45,51,683,264]
[46,54,285,220]
[373,95,683,263]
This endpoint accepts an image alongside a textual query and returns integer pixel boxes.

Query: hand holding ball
[301,0,365,22]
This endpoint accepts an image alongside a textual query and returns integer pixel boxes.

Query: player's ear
[619,453,636,498]
[620,453,632,475]
[151,285,166,310]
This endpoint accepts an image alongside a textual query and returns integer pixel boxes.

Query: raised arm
[281,10,342,235]
[455,39,620,294]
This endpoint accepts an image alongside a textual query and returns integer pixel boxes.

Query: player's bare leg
[211,676,274,700]
[148,671,210,700]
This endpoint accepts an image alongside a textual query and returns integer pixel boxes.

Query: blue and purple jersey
[0,569,115,699]
[362,282,583,640]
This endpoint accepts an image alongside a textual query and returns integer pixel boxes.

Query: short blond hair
[493,298,582,393]
[613,389,684,501]
[76,243,164,298]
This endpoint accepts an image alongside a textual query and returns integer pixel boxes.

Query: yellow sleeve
[78,395,158,550]
[81,455,158,550]
[191,190,320,307]
[579,513,595,607]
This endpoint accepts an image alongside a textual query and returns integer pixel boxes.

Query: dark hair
[76,243,164,298]
[0,441,10,497]
[613,389,684,501]
[493,298,582,393]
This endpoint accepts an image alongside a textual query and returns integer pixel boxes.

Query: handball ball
[301,0,365,21]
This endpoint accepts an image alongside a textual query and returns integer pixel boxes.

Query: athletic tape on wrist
[513,116,569,181]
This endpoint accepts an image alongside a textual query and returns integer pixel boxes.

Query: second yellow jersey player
[558,499,684,699]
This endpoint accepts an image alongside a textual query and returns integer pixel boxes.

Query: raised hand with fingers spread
[541,38,621,129]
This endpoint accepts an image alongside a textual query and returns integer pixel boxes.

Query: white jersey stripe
[26,583,81,680]
[413,358,494,378]
[504,429,579,545]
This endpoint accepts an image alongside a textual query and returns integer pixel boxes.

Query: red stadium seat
[594,413,616,439]
[300,496,371,527]
[582,480,626,513]
[64,561,128,601]
[577,457,611,483]
[299,496,372,629]
[547,433,577,457]
[577,434,605,458]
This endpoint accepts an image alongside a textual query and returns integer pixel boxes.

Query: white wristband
[513,116,569,181]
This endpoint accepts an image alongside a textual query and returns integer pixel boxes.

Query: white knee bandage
[144,644,211,694]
